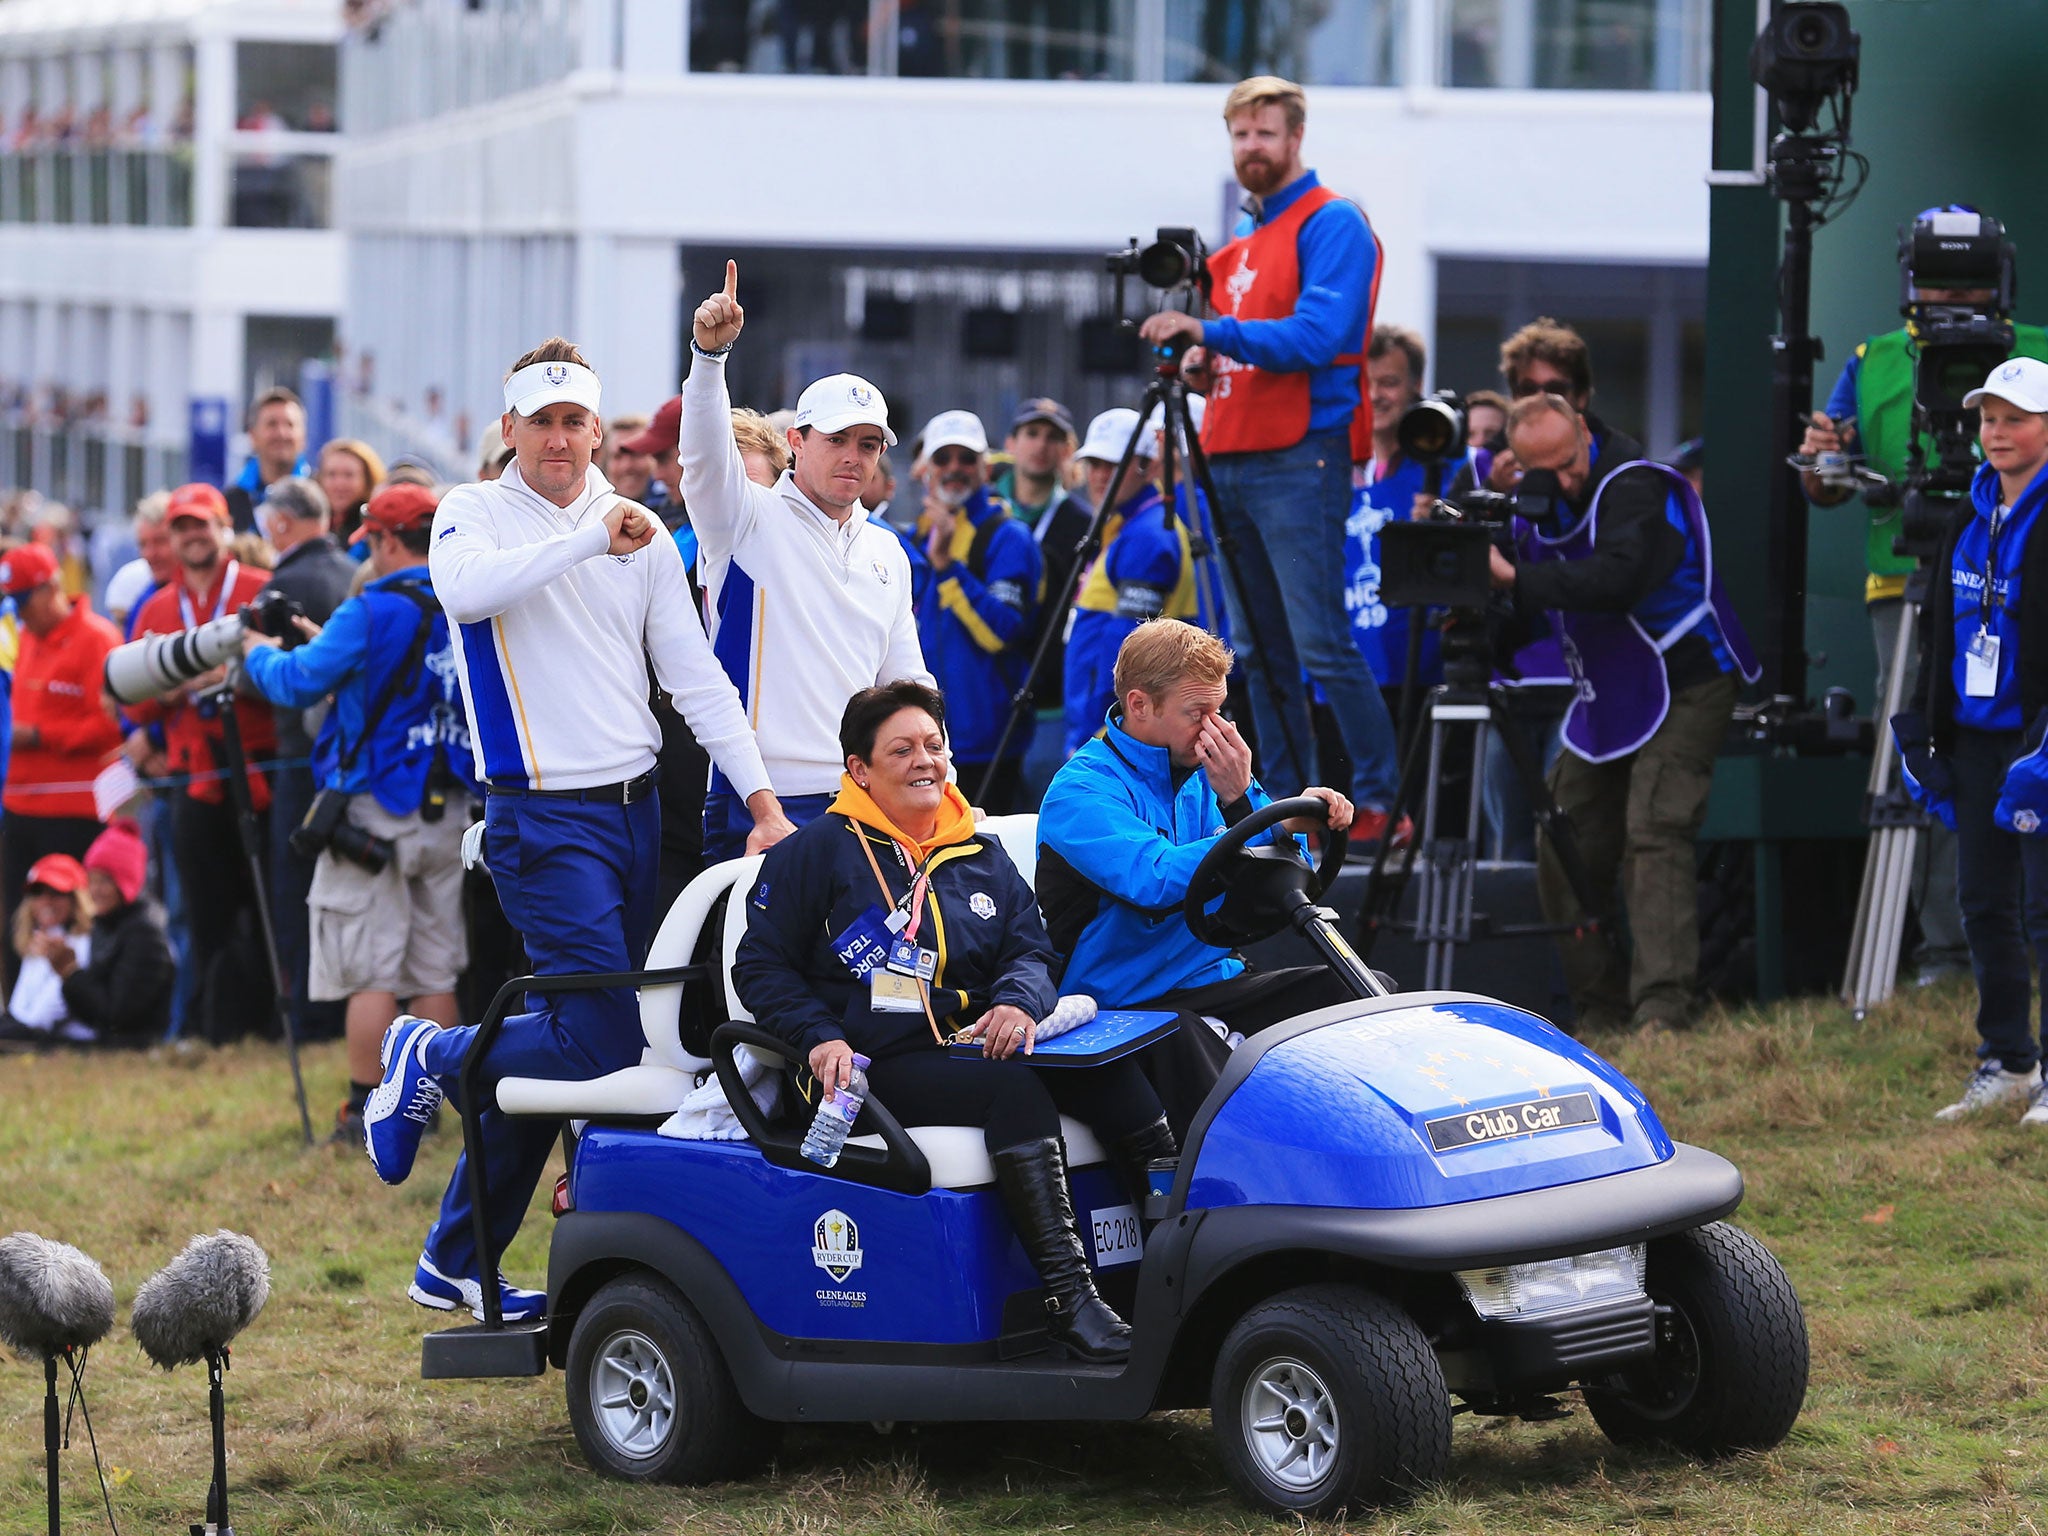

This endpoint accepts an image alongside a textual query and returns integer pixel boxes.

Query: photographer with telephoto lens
[239,483,481,1143]
[1488,394,1758,1034]
[121,482,279,1043]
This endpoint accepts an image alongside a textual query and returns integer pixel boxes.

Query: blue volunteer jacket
[918,486,1042,764]
[1063,485,1197,752]
[1943,461,2048,733]
[1035,709,1292,1005]
[241,568,479,816]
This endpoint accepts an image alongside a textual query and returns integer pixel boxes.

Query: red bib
[1202,183,1382,463]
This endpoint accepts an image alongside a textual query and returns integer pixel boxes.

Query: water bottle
[800,1053,871,1168]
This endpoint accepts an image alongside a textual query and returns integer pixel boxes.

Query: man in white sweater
[365,337,792,1323]
[683,260,936,860]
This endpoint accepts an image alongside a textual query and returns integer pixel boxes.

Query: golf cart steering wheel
[1182,796,1348,950]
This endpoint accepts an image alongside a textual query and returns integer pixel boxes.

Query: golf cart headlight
[1455,1244,1647,1321]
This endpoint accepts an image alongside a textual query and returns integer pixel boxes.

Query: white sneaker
[1934,1061,2043,1122]
[2022,1080,2048,1129]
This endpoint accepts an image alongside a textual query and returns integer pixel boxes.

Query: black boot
[1109,1115,1178,1221]
[991,1138,1132,1363]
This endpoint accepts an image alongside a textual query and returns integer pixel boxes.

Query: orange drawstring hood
[829,772,977,863]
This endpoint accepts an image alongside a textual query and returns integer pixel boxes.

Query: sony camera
[289,788,395,874]
[102,589,310,706]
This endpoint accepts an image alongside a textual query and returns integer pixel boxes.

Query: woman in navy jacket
[735,681,1169,1362]
[1921,359,2048,1123]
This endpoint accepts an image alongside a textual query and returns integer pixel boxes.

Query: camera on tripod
[1106,228,1211,362]
[102,589,310,706]
[1397,390,1468,468]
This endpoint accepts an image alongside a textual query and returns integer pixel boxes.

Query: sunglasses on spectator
[929,448,979,469]
[1510,378,1575,400]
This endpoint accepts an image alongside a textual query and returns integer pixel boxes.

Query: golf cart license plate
[1424,1092,1600,1152]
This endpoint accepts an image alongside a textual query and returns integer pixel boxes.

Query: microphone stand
[43,1354,59,1536]
[198,669,315,1148]
[203,1346,233,1536]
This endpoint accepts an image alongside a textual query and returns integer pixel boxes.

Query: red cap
[350,482,441,545]
[0,542,58,596]
[25,853,87,895]
[166,482,231,526]
[85,817,148,905]
[618,396,681,456]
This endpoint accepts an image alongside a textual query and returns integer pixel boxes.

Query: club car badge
[812,1209,863,1282]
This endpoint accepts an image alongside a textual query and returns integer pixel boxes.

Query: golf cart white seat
[493,819,1109,1190]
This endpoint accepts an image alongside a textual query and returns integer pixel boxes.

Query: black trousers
[1951,726,2048,1072]
[1140,965,1360,1139]
[1,810,102,982]
[171,793,274,1043]
[860,1045,1162,1152]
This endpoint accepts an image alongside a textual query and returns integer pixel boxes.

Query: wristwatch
[692,337,735,360]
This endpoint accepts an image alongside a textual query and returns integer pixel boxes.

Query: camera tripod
[199,671,315,1146]
[1354,624,1606,992]
[974,348,1308,802]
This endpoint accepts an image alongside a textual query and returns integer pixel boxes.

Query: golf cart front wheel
[564,1272,779,1484]
[1583,1221,1809,1456]
[1210,1282,1449,1517]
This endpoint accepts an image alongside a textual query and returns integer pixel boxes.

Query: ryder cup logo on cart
[544,363,568,386]
[813,1210,863,1282]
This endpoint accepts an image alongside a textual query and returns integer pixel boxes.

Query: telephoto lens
[102,612,248,705]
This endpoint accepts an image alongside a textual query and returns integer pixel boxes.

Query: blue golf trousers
[701,788,834,864]
[1207,431,1401,809]
[420,790,660,1282]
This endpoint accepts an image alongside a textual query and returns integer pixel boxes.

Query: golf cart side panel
[1177,1142,1745,1308]
[567,1126,1138,1347]
[1181,1000,1674,1212]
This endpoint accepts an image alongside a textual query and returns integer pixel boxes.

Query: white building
[0,0,343,517]
[337,0,1715,477]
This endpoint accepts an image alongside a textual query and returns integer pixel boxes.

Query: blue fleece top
[1201,170,1377,439]
[1038,711,1295,1004]
[1951,460,2048,731]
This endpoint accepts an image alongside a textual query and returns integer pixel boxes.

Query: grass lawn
[4,981,2048,1534]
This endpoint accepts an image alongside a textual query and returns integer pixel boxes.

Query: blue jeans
[1481,690,1570,861]
[419,790,660,1281]
[1208,432,1401,809]
[1950,726,2048,1074]
[702,788,835,864]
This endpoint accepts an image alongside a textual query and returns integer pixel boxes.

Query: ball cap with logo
[1075,408,1145,466]
[503,358,603,419]
[0,541,58,596]
[349,482,441,545]
[796,374,897,446]
[918,410,988,458]
[1964,356,2048,415]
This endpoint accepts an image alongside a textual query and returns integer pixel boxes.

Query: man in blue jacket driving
[1036,619,1355,1130]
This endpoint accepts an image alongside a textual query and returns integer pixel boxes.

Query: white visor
[504,360,603,418]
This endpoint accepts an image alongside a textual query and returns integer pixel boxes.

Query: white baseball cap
[919,409,988,458]
[1141,397,1203,458]
[1076,408,1146,465]
[795,373,897,445]
[1964,356,2048,415]
[503,359,602,418]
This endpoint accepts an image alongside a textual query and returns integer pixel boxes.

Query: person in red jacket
[123,482,278,1042]
[0,541,122,976]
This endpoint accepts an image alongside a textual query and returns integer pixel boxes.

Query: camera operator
[1138,76,1403,847]
[1488,394,1757,1034]
[255,476,357,1044]
[240,482,478,1143]
[123,482,279,1043]
[1801,205,2048,986]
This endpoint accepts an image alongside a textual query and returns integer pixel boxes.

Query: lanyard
[1976,505,2007,631]
[178,560,239,630]
[851,826,947,1045]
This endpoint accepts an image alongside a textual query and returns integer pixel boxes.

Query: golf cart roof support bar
[457,963,707,1332]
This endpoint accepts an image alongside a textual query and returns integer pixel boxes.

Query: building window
[236,42,338,133]
[694,1,1140,80]
[1164,0,1402,86]
[231,154,330,228]
[1446,0,1709,91]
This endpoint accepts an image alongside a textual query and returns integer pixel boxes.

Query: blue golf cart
[425,798,1807,1517]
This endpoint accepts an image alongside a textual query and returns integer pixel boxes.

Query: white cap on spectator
[1077,408,1146,465]
[1964,357,2048,414]
[796,374,896,445]
[919,410,988,458]
[1141,397,1204,458]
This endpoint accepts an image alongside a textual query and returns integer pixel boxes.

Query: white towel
[657,1048,781,1140]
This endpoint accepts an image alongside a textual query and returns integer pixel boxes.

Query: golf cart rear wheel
[1210,1282,1449,1517]
[565,1272,779,1484]
[1584,1221,1808,1457]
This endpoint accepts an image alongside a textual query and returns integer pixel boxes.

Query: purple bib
[1517,462,1759,763]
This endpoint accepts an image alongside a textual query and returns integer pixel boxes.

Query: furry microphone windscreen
[0,1232,117,1362]
[131,1231,271,1369]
